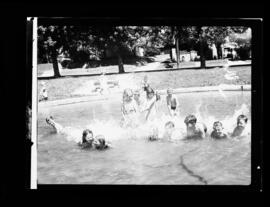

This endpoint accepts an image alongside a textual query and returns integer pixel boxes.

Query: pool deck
[38,84,251,108]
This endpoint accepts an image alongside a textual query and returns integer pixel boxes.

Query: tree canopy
[38,25,251,76]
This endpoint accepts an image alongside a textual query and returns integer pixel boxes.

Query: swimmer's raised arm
[166,96,171,113]
[121,104,126,115]
[145,100,156,121]
[174,95,180,110]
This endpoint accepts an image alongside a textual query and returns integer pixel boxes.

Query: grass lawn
[38,66,251,101]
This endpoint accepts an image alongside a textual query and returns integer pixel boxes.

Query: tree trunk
[175,37,180,68]
[199,39,206,69]
[117,54,125,73]
[217,43,222,59]
[170,26,175,62]
[51,50,61,77]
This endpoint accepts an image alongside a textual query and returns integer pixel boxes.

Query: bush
[60,59,72,68]
[144,47,161,57]
[236,47,251,60]
[88,60,100,68]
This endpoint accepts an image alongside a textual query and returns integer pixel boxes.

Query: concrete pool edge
[38,84,251,108]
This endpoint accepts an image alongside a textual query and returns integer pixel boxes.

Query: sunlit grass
[38,65,251,101]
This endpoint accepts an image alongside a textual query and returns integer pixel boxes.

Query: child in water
[166,88,179,117]
[184,114,207,139]
[148,121,176,141]
[143,87,160,121]
[148,127,159,141]
[163,121,175,140]
[80,129,94,148]
[133,89,144,111]
[141,75,150,92]
[231,114,250,138]
[46,117,110,150]
[92,134,110,150]
[121,88,138,127]
[210,121,228,139]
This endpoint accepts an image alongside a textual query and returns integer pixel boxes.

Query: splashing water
[57,101,250,145]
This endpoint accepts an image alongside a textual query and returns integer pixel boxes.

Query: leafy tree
[38,25,102,77]
[38,25,161,75]
[176,26,249,68]
[90,25,166,73]
[229,28,251,59]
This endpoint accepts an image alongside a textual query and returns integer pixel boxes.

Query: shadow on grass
[38,61,250,80]
[37,66,227,80]
[63,56,156,69]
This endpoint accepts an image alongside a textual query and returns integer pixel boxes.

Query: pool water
[37,91,251,184]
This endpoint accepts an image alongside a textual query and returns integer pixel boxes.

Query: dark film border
[33,17,263,193]
[2,3,262,201]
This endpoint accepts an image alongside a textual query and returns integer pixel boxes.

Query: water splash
[223,61,239,81]
[57,98,250,144]
[218,84,228,99]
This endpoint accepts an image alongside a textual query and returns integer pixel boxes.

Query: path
[38,54,251,79]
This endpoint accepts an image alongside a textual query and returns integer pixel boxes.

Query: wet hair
[82,129,93,143]
[237,114,248,124]
[184,115,197,125]
[213,121,223,129]
[146,87,155,97]
[95,135,107,149]
[165,121,175,128]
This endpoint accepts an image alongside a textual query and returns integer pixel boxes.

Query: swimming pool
[37,91,251,185]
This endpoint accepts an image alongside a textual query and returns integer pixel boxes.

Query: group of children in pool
[45,75,250,150]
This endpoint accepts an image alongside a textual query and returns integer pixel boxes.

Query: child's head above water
[94,135,108,149]
[167,88,173,95]
[164,121,175,136]
[82,129,94,143]
[123,88,133,102]
[133,89,140,98]
[211,121,227,139]
[213,121,224,133]
[146,87,155,99]
[237,114,248,128]
[184,114,197,127]
[123,88,133,96]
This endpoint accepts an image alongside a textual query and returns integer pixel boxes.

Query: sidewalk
[38,84,251,108]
